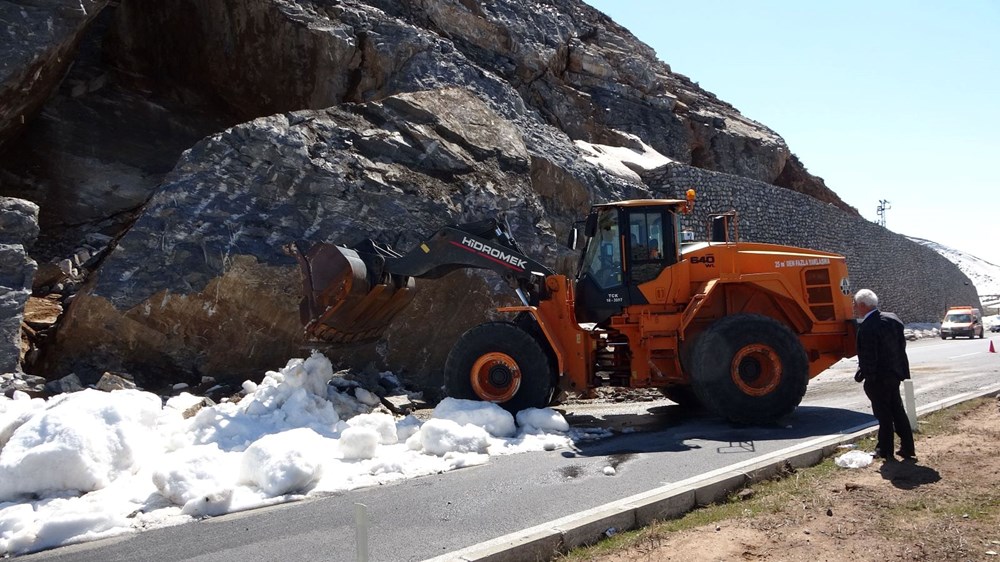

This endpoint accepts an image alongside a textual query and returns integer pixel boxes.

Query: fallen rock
[381,394,419,416]
[0,372,47,397]
[182,397,217,419]
[96,372,138,392]
[21,296,62,327]
[31,263,68,292]
[44,372,83,395]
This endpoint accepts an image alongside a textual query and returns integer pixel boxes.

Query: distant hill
[908,236,1000,311]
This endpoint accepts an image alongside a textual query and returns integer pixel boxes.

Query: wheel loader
[286,190,858,424]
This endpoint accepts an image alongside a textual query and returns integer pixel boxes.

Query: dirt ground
[579,396,1000,562]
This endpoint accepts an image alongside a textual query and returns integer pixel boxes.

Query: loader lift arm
[285,218,554,345]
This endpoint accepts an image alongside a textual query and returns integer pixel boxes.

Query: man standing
[853,289,916,461]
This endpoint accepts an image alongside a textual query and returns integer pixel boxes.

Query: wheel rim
[730,344,782,397]
[470,352,522,402]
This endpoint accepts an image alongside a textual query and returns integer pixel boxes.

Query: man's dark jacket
[856,310,910,382]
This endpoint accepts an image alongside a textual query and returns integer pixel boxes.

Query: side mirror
[567,227,579,250]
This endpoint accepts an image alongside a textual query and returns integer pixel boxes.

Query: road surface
[23,335,1000,562]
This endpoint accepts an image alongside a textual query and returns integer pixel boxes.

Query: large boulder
[42,87,632,389]
[0,197,39,375]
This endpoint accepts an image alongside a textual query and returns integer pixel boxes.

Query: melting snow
[0,352,587,556]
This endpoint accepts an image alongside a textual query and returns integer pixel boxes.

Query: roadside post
[355,503,370,562]
[903,379,919,432]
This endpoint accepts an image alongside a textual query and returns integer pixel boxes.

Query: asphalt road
[22,335,1000,562]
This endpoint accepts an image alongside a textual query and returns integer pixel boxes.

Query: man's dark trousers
[863,377,914,456]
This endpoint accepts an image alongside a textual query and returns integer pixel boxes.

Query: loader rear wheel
[690,314,808,425]
[444,322,554,412]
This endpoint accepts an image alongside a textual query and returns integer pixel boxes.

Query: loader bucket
[285,242,416,345]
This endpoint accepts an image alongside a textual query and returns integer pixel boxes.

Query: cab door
[625,208,676,303]
[575,208,628,324]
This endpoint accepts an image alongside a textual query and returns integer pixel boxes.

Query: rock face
[0,0,979,393]
[0,198,39,375]
[104,0,850,210]
[0,8,231,264]
[0,0,108,150]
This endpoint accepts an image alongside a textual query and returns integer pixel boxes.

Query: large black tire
[689,314,808,425]
[672,330,706,411]
[444,321,554,413]
[513,312,560,401]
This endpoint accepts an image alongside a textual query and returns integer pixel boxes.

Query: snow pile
[0,351,581,556]
[904,323,940,340]
[0,389,162,498]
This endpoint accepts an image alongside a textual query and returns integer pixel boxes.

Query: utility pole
[876,199,891,227]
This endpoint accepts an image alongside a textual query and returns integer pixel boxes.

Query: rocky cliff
[0,0,977,394]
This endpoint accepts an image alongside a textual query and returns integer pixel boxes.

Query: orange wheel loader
[286,191,858,424]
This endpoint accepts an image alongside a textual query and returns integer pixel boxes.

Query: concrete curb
[425,383,1000,562]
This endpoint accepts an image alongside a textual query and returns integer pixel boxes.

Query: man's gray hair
[854,288,878,308]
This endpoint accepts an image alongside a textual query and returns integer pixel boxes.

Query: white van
[940,306,983,339]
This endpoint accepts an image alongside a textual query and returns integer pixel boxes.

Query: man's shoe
[896,449,916,460]
[872,449,894,460]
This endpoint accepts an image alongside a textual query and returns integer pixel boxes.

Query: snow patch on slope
[908,236,1000,307]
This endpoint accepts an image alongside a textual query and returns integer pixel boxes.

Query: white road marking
[948,352,980,359]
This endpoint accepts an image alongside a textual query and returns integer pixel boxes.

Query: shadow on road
[560,402,693,432]
[560,403,877,459]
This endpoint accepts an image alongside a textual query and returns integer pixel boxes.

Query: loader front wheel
[444,322,554,412]
[690,314,808,425]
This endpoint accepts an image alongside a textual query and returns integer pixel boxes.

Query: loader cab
[575,202,680,325]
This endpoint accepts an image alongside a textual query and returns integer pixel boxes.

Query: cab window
[627,210,673,284]
[581,209,622,289]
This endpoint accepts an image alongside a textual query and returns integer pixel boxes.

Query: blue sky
[585,1,1000,266]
